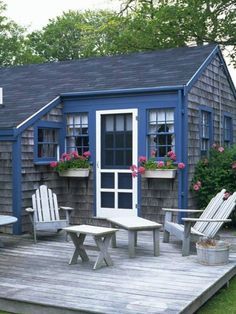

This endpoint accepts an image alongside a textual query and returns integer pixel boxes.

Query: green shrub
[191,145,236,226]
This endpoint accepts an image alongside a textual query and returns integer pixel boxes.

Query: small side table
[0,215,18,247]
[63,225,118,270]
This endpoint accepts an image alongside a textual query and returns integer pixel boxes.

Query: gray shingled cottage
[0,44,235,235]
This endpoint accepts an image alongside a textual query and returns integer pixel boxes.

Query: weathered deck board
[0,230,235,314]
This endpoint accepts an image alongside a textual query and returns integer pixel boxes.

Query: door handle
[96,162,99,168]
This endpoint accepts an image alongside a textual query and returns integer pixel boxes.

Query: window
[66,113,89,155]
[147,109,175,158]
[223,115,232,147]
[200,110,211,155]
[36,127,59,161]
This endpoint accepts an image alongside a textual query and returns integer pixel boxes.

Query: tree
[119,0,236,65]
[0,1,41,66]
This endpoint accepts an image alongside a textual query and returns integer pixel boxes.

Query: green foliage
[191,145,236,225]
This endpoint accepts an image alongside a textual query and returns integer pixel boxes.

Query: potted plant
[50,151,91,177]
[130,150,185,179]
[196,237,230,265]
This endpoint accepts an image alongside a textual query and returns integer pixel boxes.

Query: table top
[63,224,118,236]
[0,215,17,226]
[107,216,162,230]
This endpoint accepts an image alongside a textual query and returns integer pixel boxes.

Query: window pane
[115,150,124,165]
[101,173,114,188]
[105,134,114,148]
[116,115,124,131]
[101,192,114,208]
[116,134,124,148]
[118,173,132,189]
[118,193,132,209]
[105,116,114,131]
[126,115,132,131]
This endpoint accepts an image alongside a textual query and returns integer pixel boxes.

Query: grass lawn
[197,275,236,313]
[0,276,235,314]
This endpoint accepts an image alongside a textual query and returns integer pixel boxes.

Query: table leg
[153,229,160,256]
[111,223,117,248]
[68,232,89,264]
[93,234,114,270]
[128,230,135,258]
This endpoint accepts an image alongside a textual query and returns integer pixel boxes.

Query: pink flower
[196,181,202,187]
[71,151,79,158]
[138,156,147,163]
[177,162,185,169]
[193,184,200,191]
[138,166,145,174]
[65,155,71,161]
[61,152,70,160]
[157,161,165,168]
[131,171,137,178]
[83,151,91,158]
[50,161,58,168]
[223,192,231,200]
[232,162,236,169]
[218,147,224,153]
[151,150,157,157]
[212,143,217,148]
[170,154,176,161]
[130,165,138,172]
[167,150,175,157]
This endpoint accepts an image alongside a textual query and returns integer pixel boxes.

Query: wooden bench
[0,215,18,247]
[107,217,162,258]
[63,225,118,270]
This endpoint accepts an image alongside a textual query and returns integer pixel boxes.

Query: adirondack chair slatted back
[193,189,226,233]
[32,185,60,222]
[202,192,236,237]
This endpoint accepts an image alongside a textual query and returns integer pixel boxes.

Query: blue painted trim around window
[223,112,233,145]
[199,106,213,155]
[34,121,63,164]
[12,137,22,234]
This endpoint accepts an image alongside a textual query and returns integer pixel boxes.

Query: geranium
[50,151,91,173]
[130,150,185,177]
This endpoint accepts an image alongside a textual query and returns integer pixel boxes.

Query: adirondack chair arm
[59,206,74,211]
[59,206,74,222]
[25,207,35,212]
[163,208,203,213]
[182,218,231,222]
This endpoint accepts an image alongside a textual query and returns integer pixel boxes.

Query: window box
[58,168,89,177]
[142,169,176,179]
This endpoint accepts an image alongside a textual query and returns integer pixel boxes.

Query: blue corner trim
[178,89,189,223]
[12,136,22,234]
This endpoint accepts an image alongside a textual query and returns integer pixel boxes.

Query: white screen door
[96,109,138,218]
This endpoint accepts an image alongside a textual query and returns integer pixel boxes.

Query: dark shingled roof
[0,44,217,129]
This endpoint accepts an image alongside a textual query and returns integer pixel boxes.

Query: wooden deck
[0,230,235,314]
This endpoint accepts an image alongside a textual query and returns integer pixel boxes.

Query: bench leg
[128,231,136,258]
[68,233,89,264]
[153,229,160,256]
[93,234,113,270]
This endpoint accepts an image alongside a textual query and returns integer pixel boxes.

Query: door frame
[96,108,138,218]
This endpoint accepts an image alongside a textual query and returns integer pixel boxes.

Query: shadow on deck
[0,230,235,314]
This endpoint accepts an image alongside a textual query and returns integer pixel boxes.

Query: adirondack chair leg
[163,212,172,243]
[153,229,160,256]
[182,221,192,256]
[0,238,4,248]
[128,231,136,258]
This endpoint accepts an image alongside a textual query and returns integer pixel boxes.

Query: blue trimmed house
[0,44,235,235]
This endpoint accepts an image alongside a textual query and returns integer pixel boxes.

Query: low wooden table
[0,215,18,247]
[107,217,162,258]
[63,225,118,270]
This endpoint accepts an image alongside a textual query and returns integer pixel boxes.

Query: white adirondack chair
[163,189,236,256]
[26,185,73,243]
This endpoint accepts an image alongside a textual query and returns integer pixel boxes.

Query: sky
[4,0,236,84]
